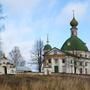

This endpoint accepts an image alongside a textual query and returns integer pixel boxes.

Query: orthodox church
[42,14,90,75]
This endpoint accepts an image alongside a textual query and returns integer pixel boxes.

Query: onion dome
[70,17,78,27]
[44,34,52,52]
[44,44,52,51]
[61,36,88,51]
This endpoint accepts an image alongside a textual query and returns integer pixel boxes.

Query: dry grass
[0,74,90,90]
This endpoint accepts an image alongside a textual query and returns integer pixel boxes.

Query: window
[85,62,88,66]
[10,66,12,68]
[85,54,87,58]
[48,59,51,63]
[85,68,87,74]
[71,60,73,64]
[3,62,5,64]
[80,68,82,74]
[80,54,82,57]
[80,62,83,66]
[11,70,14,73]
[62,59,65,63]
[74,61,77,65]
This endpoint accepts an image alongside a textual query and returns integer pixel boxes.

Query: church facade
[42,15,90,75]
[0,54,16,75]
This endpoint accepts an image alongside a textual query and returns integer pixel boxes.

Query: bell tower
[70,10,78,36]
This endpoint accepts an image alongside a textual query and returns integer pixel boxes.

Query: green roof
[61,36,88,51]
[44,44,52,51]
[70,17,78,27]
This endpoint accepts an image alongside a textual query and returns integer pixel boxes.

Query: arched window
[80,54,82,57]
[48,59,51,63]
[85,68,87,74]
[80,62,83,66]
[62,59,65,63]
[85,54,87,58]
[85,62,87,66]
[80,68,82,74]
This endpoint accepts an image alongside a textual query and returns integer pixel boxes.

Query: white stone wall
[0,66,4,74]
[51,58,63,73]
[43,49,90,75]
[58,59,63,72]
[7,67,16,74]
[0,57,16,75]
[65,56,90,74]
[43,68,52,75]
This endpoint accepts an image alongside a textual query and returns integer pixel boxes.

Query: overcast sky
[0,0,90,60]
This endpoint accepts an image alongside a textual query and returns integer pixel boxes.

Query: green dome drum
[61,36,88,51]
[61,15,88,51]
[44,44,52,51]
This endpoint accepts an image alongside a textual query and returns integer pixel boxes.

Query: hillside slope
[0,74,90,90]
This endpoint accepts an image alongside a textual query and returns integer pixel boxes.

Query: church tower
[70,11,78,36]
[43,35,52,53]
[61,12,88,51]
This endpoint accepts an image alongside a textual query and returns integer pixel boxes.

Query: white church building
[42,15,90,75]
[0,53,16,75]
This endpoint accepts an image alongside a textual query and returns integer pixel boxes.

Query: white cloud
[0,0,41,60]
[48,0,57,8]
[1,0,42,23]
[55,2,88,27]
[1,21,33,59]
[1,0,41,13]
[0,0,89,61]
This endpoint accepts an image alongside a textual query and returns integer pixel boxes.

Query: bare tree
[9,46,25,67]
[31,39,43,72]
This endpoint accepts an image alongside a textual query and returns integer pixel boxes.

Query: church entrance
[54,66,59,73]
[3,66,7,75]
